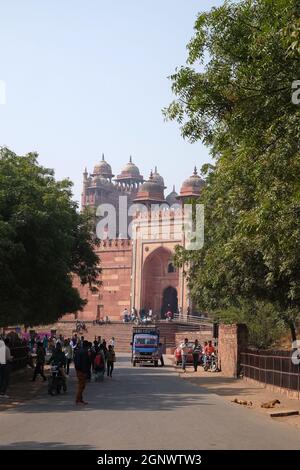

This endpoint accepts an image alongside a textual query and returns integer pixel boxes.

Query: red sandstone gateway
[174,342,202,365]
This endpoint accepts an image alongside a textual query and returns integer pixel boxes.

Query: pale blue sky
[0,0,223,203]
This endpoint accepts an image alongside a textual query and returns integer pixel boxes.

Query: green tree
[213,301,286,349]
[0,147,100,327]
[165,0,300,343]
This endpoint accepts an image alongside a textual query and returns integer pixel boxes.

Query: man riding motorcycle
[203,341,218,371]
[48,343,67,394]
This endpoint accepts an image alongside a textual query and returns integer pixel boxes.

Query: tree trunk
[289,320,297,344]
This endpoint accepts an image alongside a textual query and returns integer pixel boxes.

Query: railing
[240,349,300,396]
[55,316,213,326]
[172,314,213,326]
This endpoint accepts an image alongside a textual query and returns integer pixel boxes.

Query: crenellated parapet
[97,239,132,250]
[134,207,184,221]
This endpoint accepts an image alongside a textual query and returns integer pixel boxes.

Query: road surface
[0,354,299,450]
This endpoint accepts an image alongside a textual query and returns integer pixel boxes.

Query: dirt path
[172,359,300,428]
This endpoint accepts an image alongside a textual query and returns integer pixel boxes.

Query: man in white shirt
[0,338,13,398]
[180,338,189,372]
[0,339,5,365]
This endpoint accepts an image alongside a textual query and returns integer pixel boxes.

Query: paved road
[0,354,299,450]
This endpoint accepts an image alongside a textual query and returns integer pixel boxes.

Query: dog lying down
[232,398,281,408]
[261,399,281,408]
[232,398,253,406]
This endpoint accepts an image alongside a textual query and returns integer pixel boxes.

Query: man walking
[32,341,47,382]
[106,345,116,378]
[63,339,73,375]
[192,339,201,372]
[158,342,164,367]
[0,338,13,398]
[180,338,189,372]
[74,340,91,405]
[43,334,49,353]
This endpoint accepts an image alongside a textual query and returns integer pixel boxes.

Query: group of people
[122,308,138,323]
[75,321,87,333]
[180,338,216,372]
[92,316,111,326]
[30,333,117,405]
[0,331,117,404]
[122,307,172,324]
[72,335,116,405]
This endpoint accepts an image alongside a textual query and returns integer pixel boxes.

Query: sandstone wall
[64,239,132,322]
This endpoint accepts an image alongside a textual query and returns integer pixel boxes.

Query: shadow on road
[179,373,264,398]
[0,441,92,450]
[4,357,216,414]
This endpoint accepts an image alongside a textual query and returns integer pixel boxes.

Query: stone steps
[32,321,212,353]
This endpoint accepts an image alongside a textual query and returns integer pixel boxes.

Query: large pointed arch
[161,286,178,316]
[141,246,179,317]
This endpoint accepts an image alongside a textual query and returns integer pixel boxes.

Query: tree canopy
[164,0,300,343]
[0,147,100,327]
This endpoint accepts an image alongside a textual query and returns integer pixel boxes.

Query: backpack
[94,353,103,368]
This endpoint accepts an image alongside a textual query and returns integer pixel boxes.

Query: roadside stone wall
[218,324,248,378]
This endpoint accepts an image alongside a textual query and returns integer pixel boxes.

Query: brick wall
[175,329,213,348]
[218,324,248,378]
[64,239,132,322]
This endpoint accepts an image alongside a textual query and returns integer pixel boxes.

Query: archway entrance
[161,286,178,317]
[141,247,179,318]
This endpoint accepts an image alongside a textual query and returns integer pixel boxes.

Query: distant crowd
[0,331,116,403]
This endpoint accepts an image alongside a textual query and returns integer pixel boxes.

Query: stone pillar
[218,324,248,378]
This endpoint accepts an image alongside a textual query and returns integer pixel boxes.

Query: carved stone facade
[65,156,205,321]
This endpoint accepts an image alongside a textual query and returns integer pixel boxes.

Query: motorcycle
[48,364,67,396]
[203,353,219,372]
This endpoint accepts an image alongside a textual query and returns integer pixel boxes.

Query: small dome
[93,154,113,177]
[115,156,143,182]
[179,167,205,198]
[134,171,165,203]
[152,166,165,187]
[120,156,140,177]
[166,185,179,206]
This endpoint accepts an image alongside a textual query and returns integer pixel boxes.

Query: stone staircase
[33,321,212,353]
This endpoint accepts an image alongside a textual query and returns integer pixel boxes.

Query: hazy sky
[0,0,223,203]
